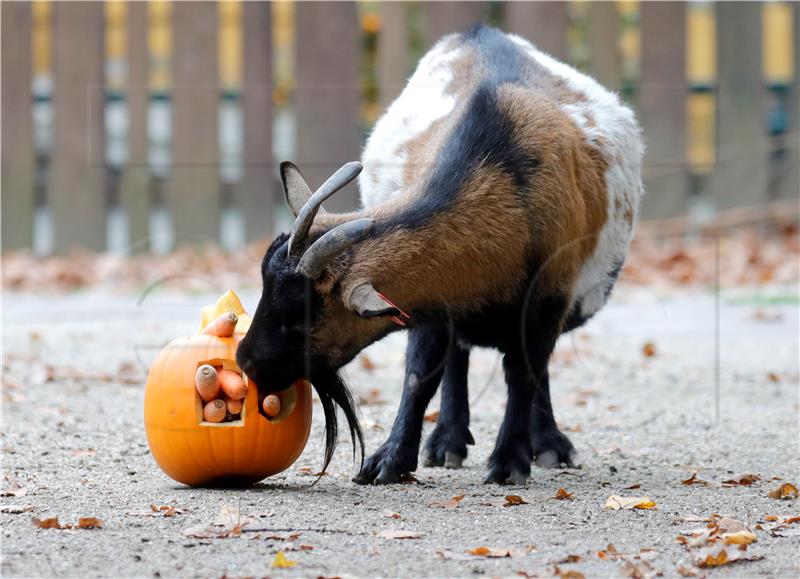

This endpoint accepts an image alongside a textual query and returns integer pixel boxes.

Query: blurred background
[1,0,797,259]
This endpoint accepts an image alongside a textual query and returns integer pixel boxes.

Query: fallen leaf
[1,487,28,498]
[423,410,440,423]
[467,546,534,558]
[625,483,641,490]
[642,342,656,358]
[681,473,714,486]
[768,482,798,500]
[0,504,34,514]
[77,517,103,529]
[400,473,419,484]
[619,558,659,579]
[553,566,585,579]
[382,509,401,519]
[676,565,696,577]
[428,494,464,509]
[374,529,423,539]
[722,530,757,545]
[604,495,656,510]
[504,495,529,507]
[767,372,780,383]
[552,488,574,500]
[597,544,619,560]
[358,388,384,406]
[271,551,297,568]
[127,505,186,517]
[694,545,763,568]
[32,517,62,529]
[722,474,760,486]
[556,555,582,564]
[183,505,257,538]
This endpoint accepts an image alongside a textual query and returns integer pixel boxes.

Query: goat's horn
[347,282,401,318]
[280,161,318,217]
[287,161,362,258]
[296,218,374,279]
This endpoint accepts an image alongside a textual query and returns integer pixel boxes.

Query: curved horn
[296,218,374,279]
[346,282,400,318]
[287,161,363,258]
[280,161,316,217]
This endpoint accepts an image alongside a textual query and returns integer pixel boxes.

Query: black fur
[236,234,364,475]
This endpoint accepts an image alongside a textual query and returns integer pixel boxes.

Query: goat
[237,24,644,485]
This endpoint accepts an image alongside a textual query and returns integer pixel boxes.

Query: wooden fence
[1,1,798,254]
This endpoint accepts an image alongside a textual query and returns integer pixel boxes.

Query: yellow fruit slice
[198,290,250,335]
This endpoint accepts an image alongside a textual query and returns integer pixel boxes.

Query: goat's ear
[346,282,401,318]
[280,161,317,217]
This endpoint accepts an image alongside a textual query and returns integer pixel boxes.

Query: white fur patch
[359,36,463,207]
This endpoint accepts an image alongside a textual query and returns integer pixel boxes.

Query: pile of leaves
[3,222,797,293]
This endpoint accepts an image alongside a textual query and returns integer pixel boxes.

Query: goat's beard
[309,363,365,475]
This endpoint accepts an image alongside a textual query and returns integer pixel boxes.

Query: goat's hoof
[483,467,528,486]
[532,428,579,469]
[422,424,473,469]
[353,441,417,485]
[485,445,532,485]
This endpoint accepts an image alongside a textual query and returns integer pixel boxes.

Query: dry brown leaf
[604,495,656,510]
[768,482,798,500]
[423,410,440,423]
[32,517,63,529]
[722,530,757,545]
[77,517,103,529]
[553,566,585,579]
[681,473,713,486]
[374,529,423,539]
[625,483,641,490]
[427,494,464,509]
[694,545,763,568]
[767,372,780,383]
[400,473,419,484]
[619,558,659,579]
[553,488,574,500]
[676,565,696,577]
[504,495,529,507]
[556,555,582,564]
[1,487,28,498]
[468,545,534,559]
[722,473,760,486]
[642,342,656,358]
[0,504,35,514]
[381,509,401,519]
[596,544,619,560]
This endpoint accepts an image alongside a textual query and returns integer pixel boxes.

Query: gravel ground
[2,286,799,578]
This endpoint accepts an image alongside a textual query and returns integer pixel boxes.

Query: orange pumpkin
[143,291,312,487]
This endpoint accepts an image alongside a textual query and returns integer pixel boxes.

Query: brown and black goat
[237,24,644,484]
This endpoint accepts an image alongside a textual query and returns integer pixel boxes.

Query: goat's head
[236,161,401,472]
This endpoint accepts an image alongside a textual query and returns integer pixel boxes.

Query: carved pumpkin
[144,291,312,487]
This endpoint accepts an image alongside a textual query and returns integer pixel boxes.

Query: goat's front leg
[530,367,578,468]
[353,326,449,485]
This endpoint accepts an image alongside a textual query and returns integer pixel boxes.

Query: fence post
[50,1,106,252]
[168,1,219,246]
[587,1,621,91]
[295,1,361,212]
[639,2,688,219]
[707,2,767,210]
[1,1,34,250]
[378,1,409,109]
[119,1,149,253]
[788,2,799,199]
[241,1,273,242]
[503,1,568,61]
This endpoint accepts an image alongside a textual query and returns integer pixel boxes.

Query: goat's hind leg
[353,326,449,485]
[422,342,474,469]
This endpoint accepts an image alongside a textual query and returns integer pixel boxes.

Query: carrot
[201,312,238,337]
[262,394,281,418]
[218,369,247,400]
[194,365,219,402]
[203,399,226,423]
[225,396,243,415]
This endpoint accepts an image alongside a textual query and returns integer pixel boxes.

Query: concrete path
[2,287,798,578]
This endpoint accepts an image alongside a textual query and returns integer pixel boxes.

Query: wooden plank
[639,1,688,219]
[240,1,273,242]
[295,1,361,212]
[706,1,767,210]
[119,1,149,253]
[587,1,621,91]
[786,2,799,199]
[378,1,409,109]
[422,1,487,49]
[50,1,106,251]
[168,1,219,246]
[1,2,34,250]
[503,1,568,61]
